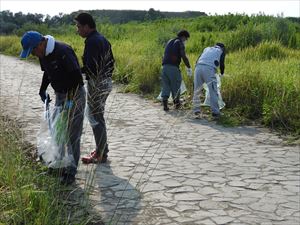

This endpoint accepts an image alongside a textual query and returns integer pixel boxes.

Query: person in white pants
[192,43,226,119]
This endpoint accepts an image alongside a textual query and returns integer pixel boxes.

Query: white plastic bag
[37,99,75,169]
[201,74,225,109]
[157,80,187,101]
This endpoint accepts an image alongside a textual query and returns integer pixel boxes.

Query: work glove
[39,90,51,103]
[186,67,193,77]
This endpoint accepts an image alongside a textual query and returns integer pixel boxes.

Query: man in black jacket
[75,13,114,164]
[161,30,192,111]
[20,31,86,185]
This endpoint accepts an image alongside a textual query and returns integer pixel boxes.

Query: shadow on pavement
[93,162,142,225]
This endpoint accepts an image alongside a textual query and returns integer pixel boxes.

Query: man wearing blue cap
[192,43,226,119]
[20,31,86,185]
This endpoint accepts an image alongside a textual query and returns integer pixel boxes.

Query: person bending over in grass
[20,31,86,185]
[192,43,226,120]
[75,13,115,164]
[161,30,192,111]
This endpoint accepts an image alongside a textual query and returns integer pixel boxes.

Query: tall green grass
[224,42,300,133]
[0,116,95,225]
[0,15,299,134]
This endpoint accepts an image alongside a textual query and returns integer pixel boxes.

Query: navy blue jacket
[82,30,114,79]
[39,41,83,94]
[162,38,185,67]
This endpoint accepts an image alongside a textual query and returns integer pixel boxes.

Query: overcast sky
[1,0,299,17]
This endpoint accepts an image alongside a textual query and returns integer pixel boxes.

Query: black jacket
[39,41,83,93]
[82,30,114,79]
[162,38,184,67]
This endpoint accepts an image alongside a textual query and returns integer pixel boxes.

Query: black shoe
[60,174,75,185]
[47,167,66,177]
[163,100,169,111]
[173,99,181,109]
[212,113,221,120]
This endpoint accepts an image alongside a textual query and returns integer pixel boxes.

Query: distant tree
[13,12,26,26]
[25,13,43,24]
[145,8,164,21]
[0,10,14,23]
[0,21,17,34]
[275,19,290,45]
[44,14,51,24]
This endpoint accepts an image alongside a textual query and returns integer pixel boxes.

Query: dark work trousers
[161,64,182,101]
[86,77,112,158]
[54,86,86,176]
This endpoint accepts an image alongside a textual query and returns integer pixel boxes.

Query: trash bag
[157,80,187,101]
[37,95,75,169]
[201,74,225,109]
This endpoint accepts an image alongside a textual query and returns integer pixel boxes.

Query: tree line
[0,9,207,34]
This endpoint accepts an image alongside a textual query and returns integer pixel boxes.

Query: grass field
[0,116,101,225]
[0,14,299,134]
[0,14,299,225]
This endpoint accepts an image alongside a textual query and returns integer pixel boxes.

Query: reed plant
[223,42,300,133]
[0,116,95,225]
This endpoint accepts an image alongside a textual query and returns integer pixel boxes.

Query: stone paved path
[1,54,299,225]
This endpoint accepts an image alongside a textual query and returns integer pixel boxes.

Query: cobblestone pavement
[1,54,299,225]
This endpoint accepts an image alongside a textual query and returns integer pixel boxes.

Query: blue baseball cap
[20,31,43,58]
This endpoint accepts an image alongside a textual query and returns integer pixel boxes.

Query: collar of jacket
[85,30,98,43]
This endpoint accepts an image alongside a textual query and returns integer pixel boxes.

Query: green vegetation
[224,43,300,133]
[0,9,206,34]
[0,116,98,225]
[0,14,299,135]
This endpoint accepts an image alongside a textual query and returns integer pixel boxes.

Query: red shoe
[81,150,107,164]
[81,150,101,164]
